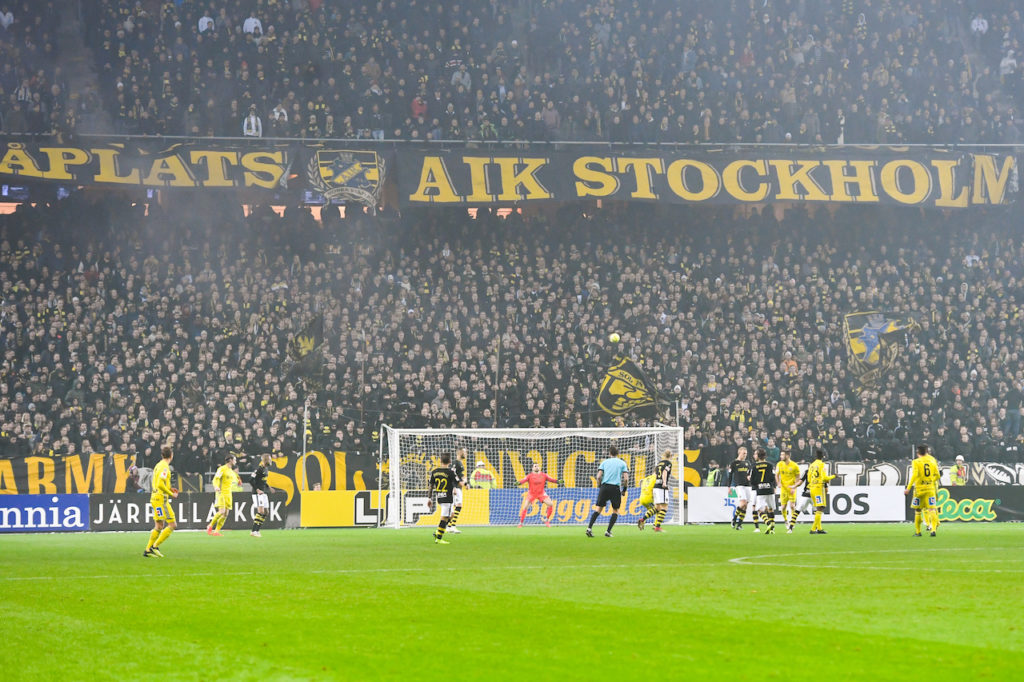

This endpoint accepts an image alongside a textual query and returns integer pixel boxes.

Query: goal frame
[381,425,685,529]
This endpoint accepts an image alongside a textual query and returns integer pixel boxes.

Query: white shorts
[733,486,751,502]
[452,487,463,506]
[755,493,776,511]
[437,503,453,518]
[252,491,269,508]
[653,488,669,505]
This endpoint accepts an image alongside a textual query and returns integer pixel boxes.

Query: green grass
[1,523,1023,681]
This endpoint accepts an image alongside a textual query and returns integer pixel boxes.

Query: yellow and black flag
[844,311,919,387]
[596,356,662,417]
[288,314,325,361]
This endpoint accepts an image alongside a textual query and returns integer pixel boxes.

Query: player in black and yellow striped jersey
[727,447,752,529]
[447,448,468,534]
[428,453,459,545]
[750,448,776,535]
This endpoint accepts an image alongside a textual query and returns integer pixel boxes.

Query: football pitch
[2,524,1022,681]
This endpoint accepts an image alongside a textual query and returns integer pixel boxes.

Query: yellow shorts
[911,488,937,510]
[151,496,176,523]
[216,493,233,510]
[780,488,798,504]
[809,488,826,508]
[639,493,654,507]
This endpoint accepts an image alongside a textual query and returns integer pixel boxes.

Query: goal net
[381,426,684,528]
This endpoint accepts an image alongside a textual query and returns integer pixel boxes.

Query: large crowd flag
[844,312,919,387]
[596,356,663,417]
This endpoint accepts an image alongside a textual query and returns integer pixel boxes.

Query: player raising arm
[144,444,178,557]
[905,444,940,537]
[517,463,559,527]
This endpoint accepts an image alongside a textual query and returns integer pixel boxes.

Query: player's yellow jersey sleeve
[153,460,172,496]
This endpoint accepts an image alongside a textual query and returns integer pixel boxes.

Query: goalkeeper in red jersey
[517,463,559,527]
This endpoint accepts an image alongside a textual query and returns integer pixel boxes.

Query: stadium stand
[70,0,1019,143]
[1,196,1022,472]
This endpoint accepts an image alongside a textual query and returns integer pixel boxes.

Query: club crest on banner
[307,149,386,207]
[844,311,919,387]
[596,356,660,417]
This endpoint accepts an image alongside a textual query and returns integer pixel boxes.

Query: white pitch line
[0,562,697,583]
[728,547,1024,573]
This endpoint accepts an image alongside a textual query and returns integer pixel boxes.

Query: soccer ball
[609,332,620,343]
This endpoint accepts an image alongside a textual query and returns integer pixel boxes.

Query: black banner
[89,492,290,531]
[400,147,1018,208]
[0,137,1017,209]
[0,138,389,207]
[904,486,1024,522]
[0,451,381,510]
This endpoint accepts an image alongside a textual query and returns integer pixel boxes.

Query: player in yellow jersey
[144,445,178,557]
[775,449,802,533]
[905,444,940,537]
[207,454,240,536]
[807,449,835,534]
[636,473,657,530]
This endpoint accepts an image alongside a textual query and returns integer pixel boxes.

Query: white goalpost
[381,426,685,529]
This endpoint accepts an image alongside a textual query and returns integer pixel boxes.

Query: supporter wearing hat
[470,461,497,489]
[950,456,968,486]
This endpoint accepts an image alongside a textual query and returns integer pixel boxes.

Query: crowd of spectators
[0,1,87,137]
[1,194,1023,474]
[969,1,1024,124]
[75,0,1021,144]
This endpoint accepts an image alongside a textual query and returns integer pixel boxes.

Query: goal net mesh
[383,427,683,528]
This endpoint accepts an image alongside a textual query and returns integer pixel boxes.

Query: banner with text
[0,493,90,533]
[89,492,290,531]
[688,486,906,523]
[905,486,1024,523]
[0,452,380,512]
[0,138,390,207]
[685,453,1024,488]
[0,137,1016,209]
[400,147,1017,208]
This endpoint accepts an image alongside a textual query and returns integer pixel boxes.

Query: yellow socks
[146,528,160,550]
[154,526,173,547]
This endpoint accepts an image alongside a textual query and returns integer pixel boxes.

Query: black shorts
[594,483,622,510]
